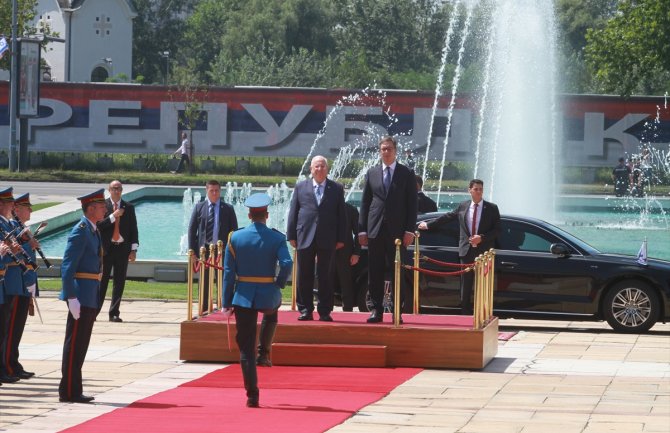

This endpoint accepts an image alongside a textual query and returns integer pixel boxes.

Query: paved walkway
[1,295,668,433]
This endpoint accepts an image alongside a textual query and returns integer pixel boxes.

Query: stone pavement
[0,294,668,433]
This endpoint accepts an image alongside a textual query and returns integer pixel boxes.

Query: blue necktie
[206,203,215,244]
[383,166,391,194]
[315,184,322,205]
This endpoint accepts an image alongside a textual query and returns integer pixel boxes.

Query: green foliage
[585,0,670,96]
[0,0,38,69]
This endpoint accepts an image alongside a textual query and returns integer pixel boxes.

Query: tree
[0,0,38,69]
[585,0,670,96]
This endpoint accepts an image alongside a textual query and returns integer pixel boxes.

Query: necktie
[471,203,479,236]
[206,203,215,244]
[383,166,391,194]
[112,202,121,243]
[315,184,322,205]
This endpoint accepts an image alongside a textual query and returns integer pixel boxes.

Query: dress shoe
[297,312,313,321]
[246,396,259,408]
[319,314,333,322]
[366,311,383,323]
[59,394,95,403]
[0,374,19,383]
[109,316,123,323]
[16,370,35,379]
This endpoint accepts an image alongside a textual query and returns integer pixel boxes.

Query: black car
[351,213,670,333]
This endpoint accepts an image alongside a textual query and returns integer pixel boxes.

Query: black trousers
[330,247,355,311]
[367,224,406,313]
[175,154,190,173]
[99,244,131,318]
[460,249,479,315]
[1,295,30,376]
[234,307,278,398]
[296,242,335,316]
[59,304,96,400]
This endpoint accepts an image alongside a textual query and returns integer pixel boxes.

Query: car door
[412,219,461,312]
[494,220,598,315]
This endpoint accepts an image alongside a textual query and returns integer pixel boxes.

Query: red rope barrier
[192,260,201,273]
[421,255,473,268]
[403,264,472,277]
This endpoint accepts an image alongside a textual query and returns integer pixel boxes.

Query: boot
[256,320,277,367]
[240,359,259,407]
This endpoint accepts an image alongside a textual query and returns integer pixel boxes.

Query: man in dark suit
[418,179,500,315]
[287,155,346,322]
[97,180,139,322]
[416,175,438,213]
[188,180,238,309]
[330,202,361,312]
[358,136,417,323]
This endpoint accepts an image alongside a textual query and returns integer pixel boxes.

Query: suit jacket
[287,178,346,250]
[97,198,139,256]
[59,217,102,308]
[427,199,501,257]
[359,162,417,240]
[188,199,238,255]
[223,222,293,310]
[417,191,438,213]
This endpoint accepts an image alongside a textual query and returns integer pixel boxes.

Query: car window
[498,221,563,253]
[418,218,459,247]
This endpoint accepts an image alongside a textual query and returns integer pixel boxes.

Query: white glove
[68,298,81,320]
[222,307,234,318]
[27,284,36,297]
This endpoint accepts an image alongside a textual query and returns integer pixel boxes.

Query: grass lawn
[38,278,294,302]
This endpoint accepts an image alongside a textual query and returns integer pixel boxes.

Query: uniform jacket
[359,162,417,240]
[97,198,139,255]
[59,217,102,308]
[188,199,238,256]
[223,222,293,311]
[286,178,346,250]
[427,199,501,257]
[0,217,27,297]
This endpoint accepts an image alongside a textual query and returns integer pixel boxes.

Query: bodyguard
[58,189,107,403]
[222,193,292,408]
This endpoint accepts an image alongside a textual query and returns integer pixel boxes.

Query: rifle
[12,210,52,268]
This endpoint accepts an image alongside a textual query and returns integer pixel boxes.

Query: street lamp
[160,50,170,85]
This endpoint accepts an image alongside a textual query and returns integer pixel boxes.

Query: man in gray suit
[287,156,346,322]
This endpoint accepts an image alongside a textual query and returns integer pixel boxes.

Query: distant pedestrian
[611,157,631,197]
[171,132,191,174]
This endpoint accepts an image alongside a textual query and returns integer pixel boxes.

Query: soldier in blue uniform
[1,193,38,380]
[58,189,107,403]
[222,193,292,408]
[0,187,23,384]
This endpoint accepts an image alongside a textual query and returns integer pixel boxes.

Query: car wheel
[603,280,659,333]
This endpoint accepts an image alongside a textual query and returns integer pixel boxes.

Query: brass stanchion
[393,239,402,327]
[488,249,496,321]
[473,255,482,329]
[187,249,194,321]
[208,243,215,314]
[198,246,206,317]
[217,240,224,310]
[413,231,420,315]
[291,247,298,311]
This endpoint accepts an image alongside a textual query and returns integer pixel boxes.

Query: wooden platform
[180,310,498,369]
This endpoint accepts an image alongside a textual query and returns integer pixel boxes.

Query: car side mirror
[550,243,571,257]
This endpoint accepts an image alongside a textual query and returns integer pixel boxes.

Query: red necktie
[471,203,478,236]
[112,202,121,242]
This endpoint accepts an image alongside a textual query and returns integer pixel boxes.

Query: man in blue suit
[58,189,107,404]
[188,180,238,309]
[223,193,292,408]
[287,156,346,322]
[359,136,417,323]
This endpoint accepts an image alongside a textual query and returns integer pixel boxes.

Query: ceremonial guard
[1,193,38,381]
[58,189,107,403]
[222,193,292,408]
[0,187,22,384]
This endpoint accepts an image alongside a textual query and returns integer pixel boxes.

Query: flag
[0,37,8,60]
[636,238,647,266]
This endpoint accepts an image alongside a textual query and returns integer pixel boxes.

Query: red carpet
[60,365,421,433]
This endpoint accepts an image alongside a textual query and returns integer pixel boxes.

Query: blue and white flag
[0,37,8,60]
[636,238,648,266]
